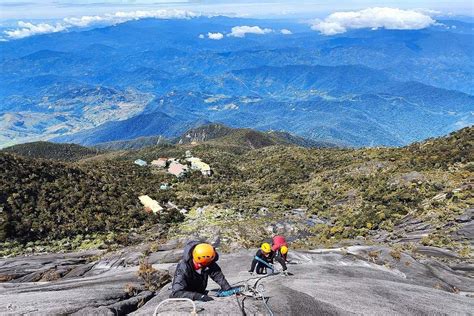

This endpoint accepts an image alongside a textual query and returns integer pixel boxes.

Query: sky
[0,0,473,20]
[0,1,472,40]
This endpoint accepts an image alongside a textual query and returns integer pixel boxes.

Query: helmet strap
[193,260,202,270]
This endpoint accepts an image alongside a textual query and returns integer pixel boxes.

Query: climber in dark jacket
[170,241,231,301]
[249,243,287,274]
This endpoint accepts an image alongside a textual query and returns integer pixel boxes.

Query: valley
[1,17,473,148]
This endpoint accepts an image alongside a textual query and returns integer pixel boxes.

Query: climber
[272,235,289,259]
[249,242,287,274]
[170,241,231,302]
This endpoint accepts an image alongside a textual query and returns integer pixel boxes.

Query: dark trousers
[256,262,268,274]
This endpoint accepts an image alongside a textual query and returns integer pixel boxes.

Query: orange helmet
[192,243,216,266]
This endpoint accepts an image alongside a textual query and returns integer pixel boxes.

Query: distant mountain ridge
[69,123,337,151]
[1,16,473,147]
[53,78,473,147]
[225,64,391,96]
[93,135,170,151]
[173,123,337,149]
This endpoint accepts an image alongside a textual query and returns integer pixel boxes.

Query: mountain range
[1,16,473,147]
[4,123,335,154]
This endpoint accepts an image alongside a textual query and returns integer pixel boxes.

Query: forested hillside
[0,127,472,256]
[2,141,100,161]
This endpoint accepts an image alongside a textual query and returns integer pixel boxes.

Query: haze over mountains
[1,15,473,147]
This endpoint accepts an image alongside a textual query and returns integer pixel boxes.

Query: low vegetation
[0,126,472,256]
[0,153,183,248]
[137,258,170,291]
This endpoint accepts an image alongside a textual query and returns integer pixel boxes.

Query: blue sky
[1,0,473,20]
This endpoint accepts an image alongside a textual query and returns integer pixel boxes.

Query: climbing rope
[254,284,274,316]
[233,272,280,316]
[153,298,197,316]
[235,293,247,316]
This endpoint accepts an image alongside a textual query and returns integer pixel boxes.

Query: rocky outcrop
[0,246,175,315]
[1,244,472,315]
[452,208,474,247]
[0,250,102,283]
[135,248,474,315]
[375,207,474,252]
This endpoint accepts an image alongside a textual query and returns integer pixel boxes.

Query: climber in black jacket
[170,241,231,301]
[249,242,287,274]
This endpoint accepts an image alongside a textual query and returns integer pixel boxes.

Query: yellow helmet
[192,243,216,266]
[261,242,271,254]
[280,245,288,255]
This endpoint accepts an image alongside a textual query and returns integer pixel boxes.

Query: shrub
[390,249,402,261]
[137,258,170,291]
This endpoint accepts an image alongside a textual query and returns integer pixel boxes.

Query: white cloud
[280,28,292,35]
[63,15,105,27]
[109,9,199,20]
[228,25,273,38]
[4,21,67,39]
[311,7,436,36]
[207,32,224,40]
[4,9,200,39]
[198,34,205,39]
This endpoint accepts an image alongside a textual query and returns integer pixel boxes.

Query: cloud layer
[311,7,436,35]
[3,7,438,40]
[4,9,200,39]
[228,25,273,38]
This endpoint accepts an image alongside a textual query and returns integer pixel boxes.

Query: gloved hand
[199,295,214,302]
[217,287,242,297]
